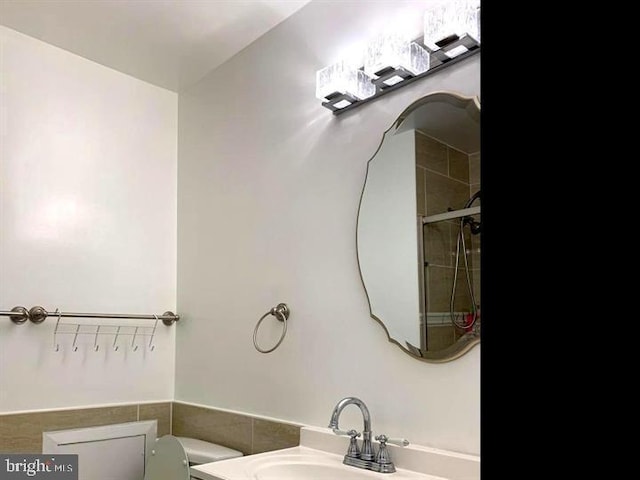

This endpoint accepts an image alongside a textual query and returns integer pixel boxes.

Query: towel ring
[253,303,290,353]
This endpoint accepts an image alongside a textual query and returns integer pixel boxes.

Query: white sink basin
[191,426,479,480]
[193,448,444,480]
[255,462,369,479]
[250,453,407,479]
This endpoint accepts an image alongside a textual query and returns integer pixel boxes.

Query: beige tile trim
[169,402,173,435]
[172,400,306,428]
[1,402,173,453]
[172,402,301,455]
[0,399,174,417]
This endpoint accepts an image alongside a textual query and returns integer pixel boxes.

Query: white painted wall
[176,0,480,454]
[357,129,421,347]
[0,26,177,411]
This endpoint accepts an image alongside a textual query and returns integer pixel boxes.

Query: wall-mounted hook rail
[51,322,162,353]
[1,305,177,353]
[1,305,179,325]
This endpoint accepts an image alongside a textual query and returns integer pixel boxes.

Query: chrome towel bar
[1,305,179,325]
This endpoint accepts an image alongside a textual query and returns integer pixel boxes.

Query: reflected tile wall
[424,221,451,267]
[427,325,456,351]
[449,148,470,183]
[416,132,447,173]
[416,166,426,216]
[469,152,480,190]
[416,131,481,347]
[426,266,473,312]
[424,170,470,215]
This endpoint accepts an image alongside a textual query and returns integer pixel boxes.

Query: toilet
[144,434,243,480]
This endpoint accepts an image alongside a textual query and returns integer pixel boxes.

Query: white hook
[72,324,80,352]
[93,325,101,352]
[148,316,158,351]
[113,326,121,351]
[53,308,61,352]
[131,326,139,351]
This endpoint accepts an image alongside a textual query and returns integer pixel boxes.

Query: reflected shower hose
[450,191,481,330]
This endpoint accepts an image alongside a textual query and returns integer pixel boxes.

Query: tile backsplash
[0,401,299,456]
[172,402,300,456]
[0,404,143,453]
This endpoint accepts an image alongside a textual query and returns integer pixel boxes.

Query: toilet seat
[144,435,190,480]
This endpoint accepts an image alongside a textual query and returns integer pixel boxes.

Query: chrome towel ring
[253,303,290,353]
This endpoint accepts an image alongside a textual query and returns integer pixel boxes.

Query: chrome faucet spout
[328,396,408,474]
[328,397,374,461]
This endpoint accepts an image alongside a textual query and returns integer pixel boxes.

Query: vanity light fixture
[423,0,480,62]
[364,33,429,89]
[315,60,376,112]
[316,0,481,115]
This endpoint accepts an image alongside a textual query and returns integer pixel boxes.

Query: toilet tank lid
[176,437,243,464]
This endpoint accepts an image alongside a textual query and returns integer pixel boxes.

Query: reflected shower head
[463,216,481,235]
[463,190,481,235]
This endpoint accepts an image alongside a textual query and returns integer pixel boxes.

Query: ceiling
[0,0,311,92]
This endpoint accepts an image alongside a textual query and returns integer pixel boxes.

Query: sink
[254,463,371,479]
[250,454,391,479]
[193,447,448,480]
[191,426,479,480]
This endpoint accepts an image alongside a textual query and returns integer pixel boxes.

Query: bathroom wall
[0,26,177,412]
[176,0,480,454]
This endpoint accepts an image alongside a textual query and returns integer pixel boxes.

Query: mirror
[356,91,480,363]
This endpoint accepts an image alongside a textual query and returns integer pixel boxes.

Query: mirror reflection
[356,91,480,362]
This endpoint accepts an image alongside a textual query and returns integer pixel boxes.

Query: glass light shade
[364,34,430,78]
[315,61,375,101]
[423,0,481,51]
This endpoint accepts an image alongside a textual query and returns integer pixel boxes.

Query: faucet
[328,396,375,461]
[328,396,409,473]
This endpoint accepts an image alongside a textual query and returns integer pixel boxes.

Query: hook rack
[50,319,161,353]
[1,305,179,325]
[2,305,178,353]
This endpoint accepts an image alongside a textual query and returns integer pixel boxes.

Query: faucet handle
[374,435,392,466]
[374,434,408,472]
[344,429,361,458]
[375,434,410,447]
